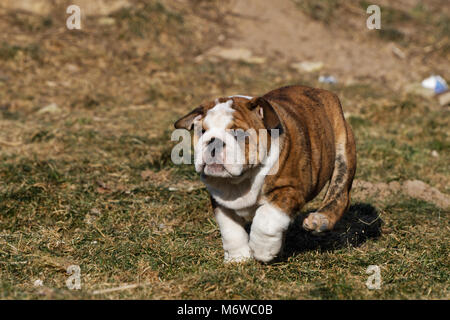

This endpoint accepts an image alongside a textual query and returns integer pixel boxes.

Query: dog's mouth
[202,163,231,177]
[200,162,256,183]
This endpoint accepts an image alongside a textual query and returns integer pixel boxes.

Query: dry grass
[0,0,448,299]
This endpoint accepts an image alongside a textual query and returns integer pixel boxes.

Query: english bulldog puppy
[174,85,356,263]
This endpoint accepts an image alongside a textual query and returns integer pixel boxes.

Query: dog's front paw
[249,204,291,263]
[249,243,276,263]
[249,233,281,263]
[223,247,253,264]
[302,212,330,233]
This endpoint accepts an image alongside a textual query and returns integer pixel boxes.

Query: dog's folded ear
[247,97,282,131]
[174,106,204,130]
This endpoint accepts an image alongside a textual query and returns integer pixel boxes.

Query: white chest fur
[202,137,280,214]
[202,172,262,213]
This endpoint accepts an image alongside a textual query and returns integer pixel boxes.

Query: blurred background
[0,0,448,299]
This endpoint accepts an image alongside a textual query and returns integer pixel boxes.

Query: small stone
[431,150,439,158]
[211,47,251,60]
[38,103,61,114]
[90,208,101,215]
[98,17,116,26]
[291,61,324,73]
[65,64,80,72]
[33,279,44,287]
[437,91,450,106]
[206,47,266,64]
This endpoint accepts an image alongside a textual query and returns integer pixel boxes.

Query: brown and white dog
[174,85,356,263]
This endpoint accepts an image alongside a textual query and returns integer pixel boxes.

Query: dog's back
[262,85,356,231]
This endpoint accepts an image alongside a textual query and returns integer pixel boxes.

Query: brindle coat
[175,85,356,233]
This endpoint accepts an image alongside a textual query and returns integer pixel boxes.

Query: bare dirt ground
[0,0,448,299]
[222,0,450,90]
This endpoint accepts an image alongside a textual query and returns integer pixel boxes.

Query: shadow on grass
[282,203,382,258]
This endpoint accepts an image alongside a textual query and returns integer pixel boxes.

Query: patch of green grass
[340,83,387,100]
[30,130,55,143]
[1,80,448,300]
[379,5,412,25]
[113,1,184,38]
[0,153,448,299]
[0,42,42,61]
[348,116,371,129]
[145,85,165,104]
[377,28,404,42]
[0,159,64,185]
[0,105,21,120]
[0,43,20,60]
[9,12,53,33]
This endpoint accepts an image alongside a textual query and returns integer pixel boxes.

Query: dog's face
[174,96,281,180]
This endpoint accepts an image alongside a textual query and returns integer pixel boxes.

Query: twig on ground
[0,139,22,147]
[92,283,149,295]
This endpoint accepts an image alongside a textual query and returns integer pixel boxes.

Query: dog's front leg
[249,204,291,263]
[215,206,252,263]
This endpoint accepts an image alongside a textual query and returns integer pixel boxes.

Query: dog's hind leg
[303,121,356,233]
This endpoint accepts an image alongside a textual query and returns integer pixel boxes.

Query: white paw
[249,204,291,263]
[249,244,277,262]
[249,231,282,263]
[302,212,330,233]
[224,248,253,264]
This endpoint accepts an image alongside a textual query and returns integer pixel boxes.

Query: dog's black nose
[207,138,225,158]
[208,138,225,147]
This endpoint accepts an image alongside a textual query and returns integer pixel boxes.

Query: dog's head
[174,96,281,180]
